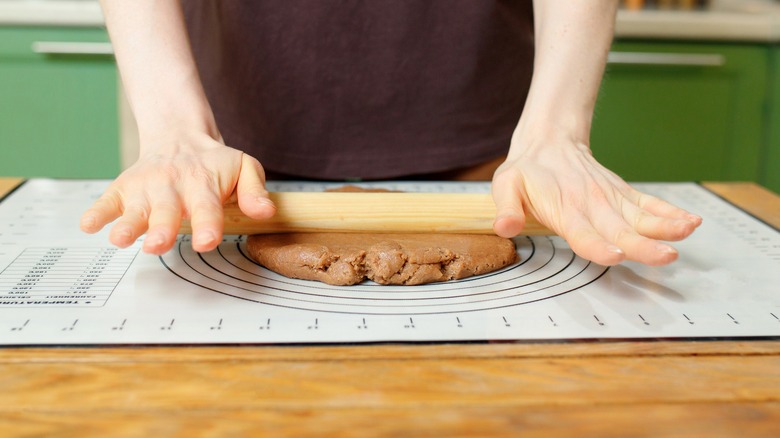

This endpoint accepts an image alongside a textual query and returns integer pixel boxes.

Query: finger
[80,190,123,233]
[622,202,700,242]
[635,192,702,226]
[563,218,626,266]
[491,171,526,238]
[595,211,679,266]
[618,227,678,266]
[187,190,224,253]
[109,200,150,249]
[143,190,183,255]
[236,154,276,220]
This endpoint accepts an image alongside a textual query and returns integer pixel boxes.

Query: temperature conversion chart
[1,180,779,345]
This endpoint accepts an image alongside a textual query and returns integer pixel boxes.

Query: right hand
[79,131,276,254]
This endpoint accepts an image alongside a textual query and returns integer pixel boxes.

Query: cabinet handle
[607,51,725,67]
[31,41,114,56]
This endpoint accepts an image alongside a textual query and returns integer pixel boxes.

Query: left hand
[491,138,702,266]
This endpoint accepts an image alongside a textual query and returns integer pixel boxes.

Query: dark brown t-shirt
[183,1,534,180]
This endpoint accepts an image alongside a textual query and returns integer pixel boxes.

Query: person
[80,0,702,267]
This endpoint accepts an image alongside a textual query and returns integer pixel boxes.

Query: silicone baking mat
[1,180,778,345]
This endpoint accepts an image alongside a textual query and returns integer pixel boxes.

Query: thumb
[491,169,526,238]
[236,154,276,220]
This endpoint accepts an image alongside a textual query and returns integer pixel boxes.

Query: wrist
[134,97,221,153]
[508,111,593,159]
[137,116,223,157]
[133,88,219,145]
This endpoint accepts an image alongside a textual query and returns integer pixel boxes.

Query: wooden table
[1,178,779,437]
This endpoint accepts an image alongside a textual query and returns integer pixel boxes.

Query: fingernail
[687,214,702,223]
[147,233,166,246]
[675,219,694,229]
[656,244,677,254]
[118,228,132,239]
[607,245,624,254]
[194,231,216,246]
[256,196,274,206]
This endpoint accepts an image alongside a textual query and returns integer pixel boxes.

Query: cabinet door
[765,48,780,194]
[0,27,119,178]
[591,42,767,183]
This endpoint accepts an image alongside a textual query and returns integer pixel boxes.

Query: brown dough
[324,185,400,193]
[246,233,518,286]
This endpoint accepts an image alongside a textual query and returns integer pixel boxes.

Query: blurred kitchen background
[0,0,778,193]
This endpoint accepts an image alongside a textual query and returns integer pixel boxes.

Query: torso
[184,0,534,180]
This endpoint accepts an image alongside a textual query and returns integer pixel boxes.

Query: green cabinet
[766,47,780,193]
[0,27,119,178]
[592,41,769,188]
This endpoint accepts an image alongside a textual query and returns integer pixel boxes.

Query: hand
[491,139,702,266]
[80,132,276,254]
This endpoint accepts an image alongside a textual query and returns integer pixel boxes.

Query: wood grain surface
[0,180,778,437]
[0,177,22,199]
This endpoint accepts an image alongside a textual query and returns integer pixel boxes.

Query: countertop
[0,0,103,27]
[3,1,780,42]
[0,178,779,436]
[615,9,780,42]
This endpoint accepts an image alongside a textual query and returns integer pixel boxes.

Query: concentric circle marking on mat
[160,235,608,315]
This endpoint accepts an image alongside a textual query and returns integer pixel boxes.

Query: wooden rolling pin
[180,192,551,235]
